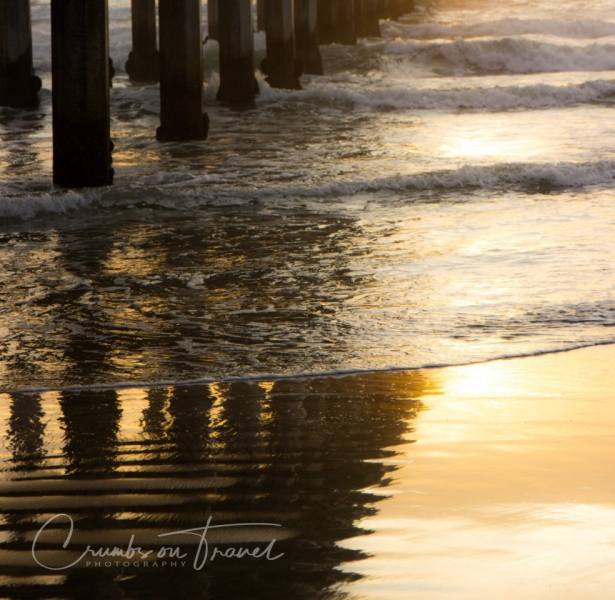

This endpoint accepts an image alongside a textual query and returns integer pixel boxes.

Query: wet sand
[346,343,615,600]
[0,344,614,599]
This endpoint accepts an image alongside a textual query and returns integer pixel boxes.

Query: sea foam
[381,17,615,41]
[383,37,615,75]
[3,161,614,221]
[255,78,615,111]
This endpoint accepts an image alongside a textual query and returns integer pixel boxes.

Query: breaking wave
[381,17,615,41]
[256,78,615,111]
[2,160,614,220]
[383,37,615,75]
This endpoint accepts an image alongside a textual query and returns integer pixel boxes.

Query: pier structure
[0,0,41,107]
[50,0,113,188]
[404,0,415,12]
[217,0,258,103]
[207,0,219,41]
[331,0,357,45]
[380,0,402,21]
[257,0,267,32]
[262,0,302,90]
[125,0,159,82]
[355,0,382,38]
[2,0,421,189]
[295,0,323,75]
[157,0,209,141]
[317,0,334,45]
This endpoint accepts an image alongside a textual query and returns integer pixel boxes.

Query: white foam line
[3,340,614,396]
[2,160,615,221]
[381,37,615,75]
[381,18,615,41]
[257,79,615,111]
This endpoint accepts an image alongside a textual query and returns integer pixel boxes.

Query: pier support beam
[125,0,159,83]
[157,0,209,141]
[354,0,381,38]
[207,0,219,41]
[51,0,113,188]
[256,0,266,32]
[317,0,333,45]
[217,0,258,104]
[383,0,401,21]
[0,0,41,108]
[295,0,323,75]
[331,0,356,45]
[263,0,302,90]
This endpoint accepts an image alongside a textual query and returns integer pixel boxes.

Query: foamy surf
[255,78,615,111]
[2,160,614,220]
[4,340,615,396]
[0,191,100,221]
[3,0,615,398]
[381,17,615,41]
[383,37,615,75]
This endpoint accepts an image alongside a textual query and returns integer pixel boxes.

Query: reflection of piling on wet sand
[0,370,431,599]
[0,0,418,188]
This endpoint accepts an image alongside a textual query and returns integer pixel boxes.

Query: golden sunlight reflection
[0,347,614,598]
[434,113,554,163]
[116,388,147,439]
[104,227,166,277]
[443,360,523,398]
[344,345,615,600]
[441,136,512,160]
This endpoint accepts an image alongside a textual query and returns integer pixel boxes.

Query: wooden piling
[125,0,159,83]
[207,0,219,41]
[157,0,209,141]
[263,0,302,90]
[295,0,323,75]
[217,0,258,104]
[317,0,334,45]
[331,0,356,45]
[0,0,41,108]
[402,0,415,14]
[257,0,266,32]
[51,0,113,188]
[354,0,381,38]
[384,0,402,21]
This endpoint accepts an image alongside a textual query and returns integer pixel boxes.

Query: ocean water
[2,2,615,598]
[1,0,615,392]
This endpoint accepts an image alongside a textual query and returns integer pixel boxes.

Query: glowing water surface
[2,0,615,391]
[344,344,615,600]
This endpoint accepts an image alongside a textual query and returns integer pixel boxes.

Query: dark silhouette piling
[383,0,401,21]
[331,0,356,45]
[51,0,113,188]
[263,0,302,90]
[207,0,219,41]
[217,0,258,104]
[317,0,334,45]
[157,0,209,141]
[125,0,159,83]
[257,0,266,32]
[394,0,405,19]
[0,0,41,108]
[295,0,323,75]
[355,0,381,38]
